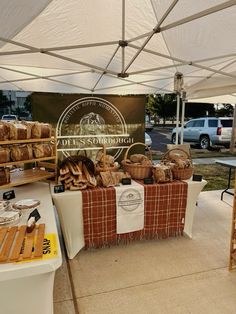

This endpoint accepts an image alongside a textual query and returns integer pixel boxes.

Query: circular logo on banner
[57,97,131,159]
[118,188,142,212]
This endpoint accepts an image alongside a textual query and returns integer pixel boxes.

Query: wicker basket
[95,145,119,174]
[162,148,193,180]
[121,142,153,179]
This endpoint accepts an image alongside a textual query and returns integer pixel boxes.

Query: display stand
[0,134,57,189]
[229,171,236,270]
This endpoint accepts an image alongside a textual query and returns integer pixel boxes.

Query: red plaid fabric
[82,187,117,248]
[81,181,188,248]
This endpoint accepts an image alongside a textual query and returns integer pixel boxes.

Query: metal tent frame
[0,0,236,96]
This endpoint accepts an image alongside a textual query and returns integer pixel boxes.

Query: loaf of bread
[59,158,97,190]
[33,143,53,158]
[21,121,36,139]
[0,167,10,186]
[31,122,52,138]
[11,145,33,161]
[0,122,10,141]
[9,122,28,140]
[153,164,173,183]
[0,147,10,163]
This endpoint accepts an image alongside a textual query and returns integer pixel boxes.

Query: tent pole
[230,104,236,153]
[124,0,178,72]
[180,98,186,144]
[176,93,180,144]
[161,0,236,32]
[128,43,236,80]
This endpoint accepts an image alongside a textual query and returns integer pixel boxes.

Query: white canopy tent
[0,0,236,96]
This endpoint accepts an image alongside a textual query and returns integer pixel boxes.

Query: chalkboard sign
[3,190,15,200]
[54,184,65,193]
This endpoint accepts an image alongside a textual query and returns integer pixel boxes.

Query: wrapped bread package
[0,147,10,163]
[0,122,10,141]
[21,121,36,139]
[153,164,173,183]
[11,144,33,161]
[0,167,10,186]
[31,122,52,138]
[33,143,53,158]
[9,122,28,140]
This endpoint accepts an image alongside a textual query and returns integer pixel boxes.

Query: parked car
[145,121,154,132]
[171,117,233,149]
[145,132,152,148]
[145,116,154,132]
[1,114,18,122]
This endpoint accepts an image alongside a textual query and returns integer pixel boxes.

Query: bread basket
[121,142,153,179]
[162,148,193,180]
[95,145,119,174]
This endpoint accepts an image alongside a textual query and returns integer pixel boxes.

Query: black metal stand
[221,167,234,200]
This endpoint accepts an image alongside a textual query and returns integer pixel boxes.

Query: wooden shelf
[0,156,57,167]
[0,168,55,189]
[0,137,55,145]
[0,130,57,189]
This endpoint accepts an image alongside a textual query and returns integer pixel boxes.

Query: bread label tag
[144,178,154,184]
[54,184,65,193]
[192,174,202,182]
[121,178,131,185]
[3,190,15,200]
[28,208,41,222]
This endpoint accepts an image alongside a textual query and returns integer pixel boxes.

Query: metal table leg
[221,167,234,200]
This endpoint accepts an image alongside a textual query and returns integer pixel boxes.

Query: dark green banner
[32,93,146,161]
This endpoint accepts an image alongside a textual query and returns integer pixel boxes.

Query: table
[52,179,206,259]
[0,182,62,314]
[215,159,236,200]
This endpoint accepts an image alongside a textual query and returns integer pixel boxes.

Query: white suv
[171,117,233,149]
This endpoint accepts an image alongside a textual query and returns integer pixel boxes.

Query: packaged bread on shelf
[9,122,28,140]
[0,147,10,163]
[11,144,33,161]
[33,143,53,158]
[21,121,36,139]
[0,167,10,185]
[0,122,10,141]
[31,122,52,138]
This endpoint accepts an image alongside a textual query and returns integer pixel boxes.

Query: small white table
[52,179,206,259]
[0,182,62,314]
[215,159,236,200]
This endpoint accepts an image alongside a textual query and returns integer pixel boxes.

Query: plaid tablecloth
[81,181,188,249]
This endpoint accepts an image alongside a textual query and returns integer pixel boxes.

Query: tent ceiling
[1,0,236,96]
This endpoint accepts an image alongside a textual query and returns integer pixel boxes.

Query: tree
[216,104,234,117]
[146,94,177,125]
[0,90,7,104]
[185,102,215,118]
[24,94,32,113]
[0,90,13,115]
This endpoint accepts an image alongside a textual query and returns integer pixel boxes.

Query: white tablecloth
[51,180,206,259]
[0,182,62,314]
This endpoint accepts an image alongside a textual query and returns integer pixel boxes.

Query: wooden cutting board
[0,224,45,263]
